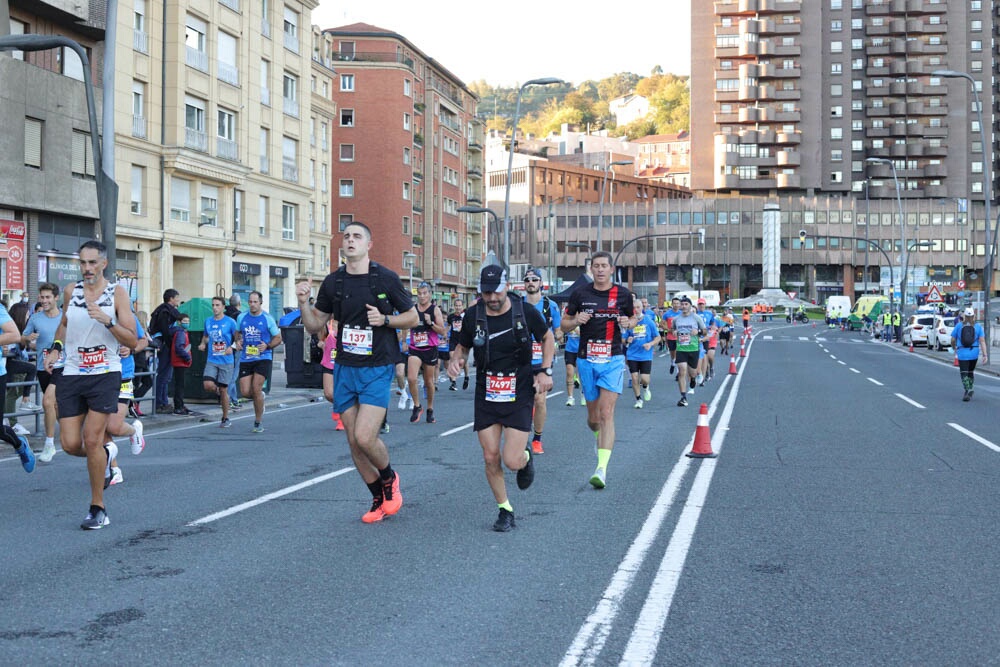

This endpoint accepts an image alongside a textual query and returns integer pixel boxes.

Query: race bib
[328,345,337,362]
[343,327,374,356]
[411,331,430,348]
[245,345,260,357]
[78,346,109,374]
[587,340,612,363]
[212,340,228,354]
[452,320,462,332]
[532,342,543,363]
[119,379,134,399]
[678,333,691,345]
[486,372,516,402]
[633,324,646,337]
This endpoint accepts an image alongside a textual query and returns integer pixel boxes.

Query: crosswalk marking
[798,337,810,341]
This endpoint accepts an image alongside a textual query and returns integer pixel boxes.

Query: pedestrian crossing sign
[925,284,944,303]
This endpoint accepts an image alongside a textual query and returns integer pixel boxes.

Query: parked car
[902,314,936,346]
[926,315,959,351]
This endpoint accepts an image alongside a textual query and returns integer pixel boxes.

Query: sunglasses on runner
[524,277,541,283]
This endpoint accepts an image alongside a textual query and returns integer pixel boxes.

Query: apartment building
[323,23,484,301]
[687,0,997,296]
[635,132,691,187]
[115,0,320,317]
[0,1,106,301]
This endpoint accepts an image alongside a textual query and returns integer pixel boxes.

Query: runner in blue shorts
[561,251,638,489]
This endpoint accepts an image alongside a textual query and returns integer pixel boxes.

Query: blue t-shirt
[237,311,280,361]
[626,313,659,362]
[525,296,560,366]
[23,309,63,371]
[951,322,985,361]
[565,327,580,354]
[0,305,12,377]
[204,315,239,365]
[120,315,146,380]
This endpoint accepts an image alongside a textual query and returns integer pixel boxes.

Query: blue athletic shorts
[577,355,626,402]
[333,364,393,413]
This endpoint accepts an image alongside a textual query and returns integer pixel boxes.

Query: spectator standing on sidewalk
[149,290,183,413]
[951,307,988,402]
[170,315,193,415]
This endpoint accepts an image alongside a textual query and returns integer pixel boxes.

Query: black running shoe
[81,505,110,530]
[492,508,515,532]
[463,376,469,390]
[677,396,688,407]
[426,408,436,424]
[449,380,457,391]
[410,405,423,423]
[689,376,696,389]
[516,449,534,490]
[669,365,676,376]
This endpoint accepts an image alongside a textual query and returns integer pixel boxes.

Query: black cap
[478,265,508,293]
[679,295,692,304]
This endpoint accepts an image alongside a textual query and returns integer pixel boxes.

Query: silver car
[902,314,936,346]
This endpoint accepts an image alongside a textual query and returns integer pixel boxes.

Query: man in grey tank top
[45,241,138,530]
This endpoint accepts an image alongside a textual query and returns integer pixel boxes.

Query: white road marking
[948,423,1000,453]
[868,378,884,386]
[895,393,926,409]
[816,337,827,341]
[440,423,474,437]
[830,355,837,360]
[798,337,809,341]
[763,335,773,340]
[188,467,355,526]
[850,368,860,373]
[838,361,846,366]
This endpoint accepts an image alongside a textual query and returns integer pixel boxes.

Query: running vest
[63,281,122,376]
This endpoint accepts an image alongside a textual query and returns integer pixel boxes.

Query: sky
[311,1,691,87]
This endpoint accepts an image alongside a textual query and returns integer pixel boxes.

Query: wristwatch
[535,367,553,376]
[383,315,391,327]
[104,320,115,329]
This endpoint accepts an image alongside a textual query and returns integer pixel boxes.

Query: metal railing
[185,46,208,72]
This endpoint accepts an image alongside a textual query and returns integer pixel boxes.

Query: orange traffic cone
[729,355,738,375]
[954,355,960,367]
[908,341,914,353]
[739,339,746,358]
[686,403,718,458]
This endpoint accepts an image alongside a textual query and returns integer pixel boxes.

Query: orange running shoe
[531,436,544,454]
[381,472,402,515]
[361,497,386,523]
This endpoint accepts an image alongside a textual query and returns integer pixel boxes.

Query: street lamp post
[502,77,565,269]
[934,69,994,358]
[596,159,633,253]
[864,178,870,295]
[866,157,906,315]
[403,252,417,294]
[457,205,500,266]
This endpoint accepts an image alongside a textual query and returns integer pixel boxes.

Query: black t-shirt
[314,265,413,367]
[565,283,635,359]
[446,312,464,342]
[457,297,548,402]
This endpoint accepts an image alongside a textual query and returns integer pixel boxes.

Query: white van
[674,290,721,307]
[825,295,852,322]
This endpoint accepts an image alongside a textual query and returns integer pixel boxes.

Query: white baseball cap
[964,307,975,317]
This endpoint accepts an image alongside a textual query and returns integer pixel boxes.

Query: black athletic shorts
[438,348,451,362]
[564,350,578,366]
[666,339,677,352]
[719,330,731,341]
[408,347,438,367]
[627,359,652,374]
[56,372,121,418]
[38,368,63,393]
[674,350,699,368]
[239,359,273,379]
[473,394,533,433]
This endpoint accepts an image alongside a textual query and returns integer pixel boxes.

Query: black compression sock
[378,465,395,483]
[366,480,383,499]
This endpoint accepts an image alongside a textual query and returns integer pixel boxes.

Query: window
[830,128,843,140]
[62,46,85,81]
[320,122,328,149]
[185,14,207,71]
[831,105,843,118]
[201,184,219,226]
[831,149,843,162]
[831,63,842,74]
[281,203,296,240]
[308,202,315,230]
[339,214,352,231]
[170,176,191,221]
[831,19,842,31]
[309,159,315,188]
[309,116,316,146]
[851,38,863,50]
[403,113,411,131]
[130,165,145,214]
[283,6,299,52]
[830,84,842,96]
[260,59,271,106]
[830,41,842,53]
[234,190,243,231]
[340,108,354,126]
[851,139,863,151]
[258,195,268,235]
[339,179,354,197]
[71,130,96,178]
[132,1,147,53]
[971,40,982,52]
[184,96,207,150]
[132,81,146,138]
[403,146,410,165]
[217,31,239,85]
[320,164,327,192]
[261,0,270,37]
[340,144,354,161]
[24,118,42,168]
[217,108,237,160]
[404,79,411,96]
[259,127,269,173]
[340,73,355,91]
[321,205,328,231]
[281,136,298,182]
[403,182,410,200]
[283,73,299,117]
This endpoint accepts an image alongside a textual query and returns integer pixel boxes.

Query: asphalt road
[3,325,999,666]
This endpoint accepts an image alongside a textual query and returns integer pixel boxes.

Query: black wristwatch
[383,315,391,327]
[105,320,115,329]
[534,367,553,376]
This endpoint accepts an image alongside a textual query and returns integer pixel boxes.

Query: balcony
[217,138,238,161]
[412,236,423,246]
[412,204,424,214]
[466,195,483,205]
[775,131,801,145]
[776,150,800,166]
[218,62,239,87]
[924,163,947,178]
[467,166,483,179]
[906,143,925,157]
[184,128,207,152]
[132,115,146,139]
[776,173,801,189]
[133,30,148,54]
[467,220,482,234]
[283,97,299,118]
[282,160,298,182]
[185,47,208,72]
[284,31,299,54]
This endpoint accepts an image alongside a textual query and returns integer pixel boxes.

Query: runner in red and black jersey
[561,251,638,489]
[446,298,468,391]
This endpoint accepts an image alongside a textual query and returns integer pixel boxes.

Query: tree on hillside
[649,77,690,133]
[597,72,641,101]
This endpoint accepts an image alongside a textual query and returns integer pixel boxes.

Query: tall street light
[457,205,500,266]
[903,240,935,311]
[596,159,633,253]
[866,157,906,314]
[502,77,565,269]
[934,69,994,357]
[403,251,417,294]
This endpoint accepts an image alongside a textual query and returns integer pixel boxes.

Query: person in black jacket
[149,289,183,413]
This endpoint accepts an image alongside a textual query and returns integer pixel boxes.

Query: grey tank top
[63,281,122,376]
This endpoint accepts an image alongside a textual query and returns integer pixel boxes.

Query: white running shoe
[580,396,587,406]
[38,441,57,463]
[130,419,145,455]
[19,400,41,412]
[642,387,652,401]
[12,423,30,436]
[406,396,414,410]
[565,396,575,406]
[397,393,408,410]
[695,373,704,385]
[634,399,643,409]
[109,466,124,486]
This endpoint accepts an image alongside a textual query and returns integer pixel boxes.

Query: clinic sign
[0,220,26,291]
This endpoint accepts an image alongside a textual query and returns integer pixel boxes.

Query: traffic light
[799,229,807,243]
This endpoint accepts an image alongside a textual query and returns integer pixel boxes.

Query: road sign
[956,279,966,289]
[925,284,944,303]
